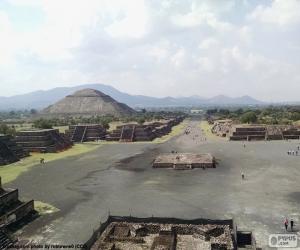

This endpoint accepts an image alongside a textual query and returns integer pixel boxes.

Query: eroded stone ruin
[86,216,256,250]
[0,135,28,166]
[212,120,300,141]
[106,117,183,142]
[0,177,35,227]
[0,177,36,248]
[153,153,215,170]
[42,88,136,117]
[66,124,106,142]
[15,129,72,153]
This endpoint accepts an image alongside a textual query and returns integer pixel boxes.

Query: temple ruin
[41,88,136,117]
[153,153,215,170]
[66,124,106,142]
[15,129,72,153]
[229,125,266,141]
[211,121,300,141]
[106,117,183,142]
[0,135,28,166]
[211,120,233,137]
[0,177,35,229]
[85,216,257,250]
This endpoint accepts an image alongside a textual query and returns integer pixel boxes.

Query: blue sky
[0,0,299,102]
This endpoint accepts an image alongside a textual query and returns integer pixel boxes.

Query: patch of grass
[294,120,300,126]
[53,126,69,133]
[7,123,33,131]
[34,201,59,215]
[199,121,220,140]
[0,144,101,184]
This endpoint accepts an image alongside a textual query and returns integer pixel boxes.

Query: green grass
[199,120,222,140]
[0,144,101,184]
[34,201,59,215]
[294,120,300,126]
[53,126,69,133]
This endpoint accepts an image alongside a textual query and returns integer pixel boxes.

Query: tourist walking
[284,218,288,231]
[291,219,294,231]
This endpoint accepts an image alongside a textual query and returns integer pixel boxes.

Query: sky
[0,0,299,102]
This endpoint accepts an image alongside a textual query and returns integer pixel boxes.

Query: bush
[33,119,53,129]
[240,111,257,123]
[0,123,16,136]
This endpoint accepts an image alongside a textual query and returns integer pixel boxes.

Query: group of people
[287,147,299,156]
[284,218,295,231]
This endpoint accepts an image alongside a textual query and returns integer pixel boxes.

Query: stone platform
[153,153,215,170]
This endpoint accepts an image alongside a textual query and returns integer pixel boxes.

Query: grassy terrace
[0,144,101,184]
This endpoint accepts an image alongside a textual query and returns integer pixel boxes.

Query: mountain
[42,88,135,117]
[0,83,264,110]
[206,95,262,105]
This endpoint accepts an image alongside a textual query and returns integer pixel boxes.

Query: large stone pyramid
[42,88,135,116]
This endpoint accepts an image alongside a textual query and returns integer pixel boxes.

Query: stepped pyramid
[42,88,135,116]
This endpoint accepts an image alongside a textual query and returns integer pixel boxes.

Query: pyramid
[42,88,135,116]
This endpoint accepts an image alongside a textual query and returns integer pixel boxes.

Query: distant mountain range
[0,83,265,110]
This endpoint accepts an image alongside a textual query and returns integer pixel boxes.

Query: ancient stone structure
[281,126,300,140]
[211,120,233,137]
[66,124,106,142]
[15,129,72,153]
[0,229,15,249]
[42,88,136,117]
[229,125,266,141]
[0,177,35,229]
[0,135,28,166]
[212,120,300,141]
[153,153,215,170]
[106,117,184,142]
[85,216,257,250]
[106,124,156,142]
[228,125,300,141]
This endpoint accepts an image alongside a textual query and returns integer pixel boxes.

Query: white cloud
[198,38,219,50]
[0,0,299,101]
[171,2,233,32]
[250,0,300,26]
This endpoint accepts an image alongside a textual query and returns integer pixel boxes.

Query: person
[284,218,288,231]
[241,173,245,180]
[291,219,294,231]
[40,158,45,164]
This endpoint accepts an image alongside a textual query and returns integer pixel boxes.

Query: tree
[33,119,53,129]
[137,117,145,125]
[101,120,110,130]
[240,111,257,124]
[30,109,38,115]
[0,123,16,136]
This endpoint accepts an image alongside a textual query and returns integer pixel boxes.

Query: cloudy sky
[0,0,299,101]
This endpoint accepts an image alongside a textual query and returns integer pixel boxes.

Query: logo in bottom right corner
[269,234,298,248]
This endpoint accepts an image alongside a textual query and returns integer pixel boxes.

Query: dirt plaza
[5,119,300,249]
